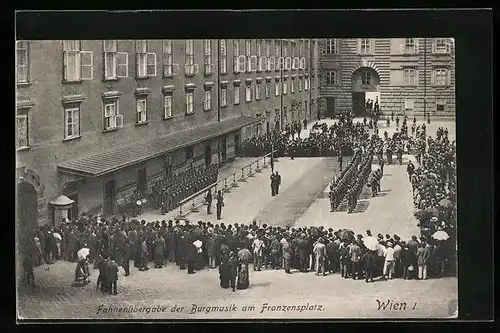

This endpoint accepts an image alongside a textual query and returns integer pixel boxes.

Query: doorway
[137,168,147,197]
[352,92,365,115]
[220,136,227,162]
[104,180,116,216]
[234,134,240,156]
[67,193,78,221]
[17,182,38,254]
[205,144,212,167]
[326,97,336,119]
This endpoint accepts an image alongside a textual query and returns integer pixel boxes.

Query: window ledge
[185,112,195,116]
[63,135,82,142]
[136,76,152,80]
[204,108,212,112]
[185,73,197,78]
[17,146,31,152]
[17,82,31,87]
[163,74,175,79]
[204,72,214,76]
[103,78,120,82]
[163,116,174,121]
[103,127,120,133]
[135,121,149,127]
[221,72,228,75]
[62,79,84,84]
[234,103,240,106]
[221,105,228,108]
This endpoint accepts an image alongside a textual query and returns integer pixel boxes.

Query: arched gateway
[17,181,38,255]
[351,63,381,116]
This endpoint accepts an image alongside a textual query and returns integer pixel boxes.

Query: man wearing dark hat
[205,189,213,215]
[216,191,224,220]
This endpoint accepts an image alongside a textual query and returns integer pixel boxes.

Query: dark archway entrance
[205,144,212,167]
[351,67,380,116]
[17,181,38,255]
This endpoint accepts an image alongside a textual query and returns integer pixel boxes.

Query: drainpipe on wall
[280,39,284,131]
[309,39,313,121]
[424,37,427,117]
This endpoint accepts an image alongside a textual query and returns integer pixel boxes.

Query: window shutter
[104,105,111,117]
[63,51,68,81]
[250,55,257,72]
[146,53,156,76]
[80,51,93,80]
[415,69,419,86]
[431,42,437,54]
[116,52,128,77]
[115,114,124,128]
[278,57,284,70]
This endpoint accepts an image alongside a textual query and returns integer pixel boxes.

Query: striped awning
[57,116,258,177]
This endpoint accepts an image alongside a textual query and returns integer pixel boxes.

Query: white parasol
[432,230,450,241]
[52,232,62,241]
[362,236,379,251]
[193,240,203,253]
[77,248,90,261]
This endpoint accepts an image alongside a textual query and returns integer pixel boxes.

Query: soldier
[391,111,395,121]
[275,171,282,195]
[397,142,404,165]
[396,116,400,128]
[205,189,213,215]
[427,113,431,124]
[216,190,224,220]
[386,117,390,128]
[270,173,276,196]
[347,189,355,214]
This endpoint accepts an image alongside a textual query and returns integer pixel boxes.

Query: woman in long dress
[237,247,251,290]
[219,253,230,289]
[73,258,90,287]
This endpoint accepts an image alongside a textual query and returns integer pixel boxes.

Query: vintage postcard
[16,33,458,320]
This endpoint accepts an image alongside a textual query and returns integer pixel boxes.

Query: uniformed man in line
[396,142,404,165]
[274,171,282,195]
[347,189,356,214]
[270,173,276,196]
[205,189,213,215]
[216,190,224,220]
[396,116,400,129]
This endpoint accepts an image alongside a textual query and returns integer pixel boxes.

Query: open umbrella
[432,230,450,241]
[193,239,203,253]
[77,248,90,261]
[337,229,354,241]
[52,232,62,241]
[425,206,440,216]
[363,236,379,251]
[439,198,454,208]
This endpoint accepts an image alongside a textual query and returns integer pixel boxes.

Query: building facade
[318,38,456,118]
[16,39,319,231]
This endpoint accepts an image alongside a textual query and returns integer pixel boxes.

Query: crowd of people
[21,110,456,291]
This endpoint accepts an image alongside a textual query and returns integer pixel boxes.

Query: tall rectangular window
[234,84,240,104]
[326,71,337,85]
[233,39,240,73]
[16,41,29,83]
[275,79,280,96]
[63,40,93,81]
[298,77,303,91]
[136,98,148,124]
[305,76,310,90]
[220,39,227,74]
[64,105,80,139]
[359,38,371,54]
[434,38,451,54]
[361,71,371,85]
[403,68,417,86]
[162,40,175,77]
[245,83,252,102]
[326,39,338,54]
[434,68,448,86]
[103,99,121,130]
[405,38,416,54]
[104,40,128,79]
[291,78,295,93]
[265,80,271,98]
[256,82,262,100]
[16,114,28,148]
[283,78,288,95]
[164,93,173,119]
[221,86,227,107]
[136,40,156,78]
[204,88,212,111]
[245,39,251,57]
[204,39,212,75]
[185,40,196,75]
[186,90,194,114]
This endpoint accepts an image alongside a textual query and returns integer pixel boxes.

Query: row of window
[220,76,311,106]
[16,76,311,148]
[402,99,447,112]
[16,40,313,84]
[321,38,453,55]
[323,67,451,86]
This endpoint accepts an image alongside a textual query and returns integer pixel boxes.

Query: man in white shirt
[313,238,327,276]
[392,241,403,278]
[383,242,395,279]
[252,236,265,271]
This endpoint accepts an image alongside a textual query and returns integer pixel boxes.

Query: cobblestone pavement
[17,120,457,320]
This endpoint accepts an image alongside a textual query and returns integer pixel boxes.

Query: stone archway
[351,66,381,116]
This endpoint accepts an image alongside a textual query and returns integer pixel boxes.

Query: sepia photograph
[16,35,459,320]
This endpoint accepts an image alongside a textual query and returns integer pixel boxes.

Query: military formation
[149,164,218,215]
